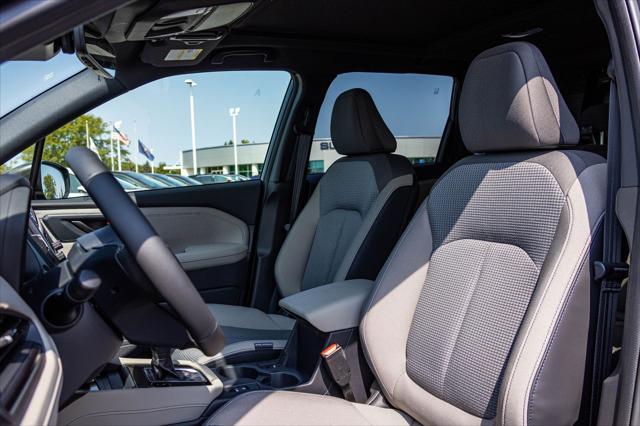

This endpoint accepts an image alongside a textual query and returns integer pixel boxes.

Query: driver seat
[206,42,606,426]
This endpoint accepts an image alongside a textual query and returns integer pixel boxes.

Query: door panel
[142,207,250,271]
[32,180,263,305]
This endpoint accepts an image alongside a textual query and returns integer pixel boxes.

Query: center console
[58,279,376,425]
[57,358,223,426]
[207,279,376,410]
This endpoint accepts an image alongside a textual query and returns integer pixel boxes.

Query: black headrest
[459,42,579,153]
[330,89,396,155]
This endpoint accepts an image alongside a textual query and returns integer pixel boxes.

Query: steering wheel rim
[65,147,224,356]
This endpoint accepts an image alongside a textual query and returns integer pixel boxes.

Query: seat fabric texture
[206,391,414,426]
[175,88,417,363]
[207,41,607,426]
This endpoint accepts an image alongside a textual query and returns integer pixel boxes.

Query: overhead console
[125,1,255,67]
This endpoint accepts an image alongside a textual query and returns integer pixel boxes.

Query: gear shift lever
[145,347,208,386]
[151,347,179,380]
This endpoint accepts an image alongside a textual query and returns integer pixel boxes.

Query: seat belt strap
[589,61,629,425]
[286,119,313,231]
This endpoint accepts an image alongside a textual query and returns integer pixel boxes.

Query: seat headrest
[330,88,397,155]
[459,42,579,153]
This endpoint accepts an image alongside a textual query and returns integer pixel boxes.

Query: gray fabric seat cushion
[206,391,413,426]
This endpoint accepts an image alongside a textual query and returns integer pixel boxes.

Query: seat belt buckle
[321,343,351,388]
[593,261,629,289]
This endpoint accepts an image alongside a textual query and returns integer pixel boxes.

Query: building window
[408,157,436,166]
[307,160,325,174]
[237,164,252,177]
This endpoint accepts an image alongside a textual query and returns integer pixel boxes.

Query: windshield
[0,53,85,117]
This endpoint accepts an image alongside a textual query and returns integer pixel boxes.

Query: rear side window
[312,72,453,172]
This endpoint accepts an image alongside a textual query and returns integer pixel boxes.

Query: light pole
[185,79,198,175]
[229,107,240,175]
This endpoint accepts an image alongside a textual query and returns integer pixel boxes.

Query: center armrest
[278,279,374,332]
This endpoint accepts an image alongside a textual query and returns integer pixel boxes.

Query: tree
[42,174,58,199]
[22,114,131,168]
[138,162,152,173]
[241,139,250,144]
[155,162,177,174]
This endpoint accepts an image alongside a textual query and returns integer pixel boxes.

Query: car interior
[0,0,638,425]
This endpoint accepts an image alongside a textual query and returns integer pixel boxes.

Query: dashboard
[0,174,63,424]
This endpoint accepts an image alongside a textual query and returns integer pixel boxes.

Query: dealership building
[180,136,440,176]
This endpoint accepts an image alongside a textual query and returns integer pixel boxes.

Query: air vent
[0,313,26,365]
[0,312,43,424]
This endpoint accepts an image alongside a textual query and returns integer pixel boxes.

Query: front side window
[23,70,291,198]
[0,53,85,117]
[312,72,454,173]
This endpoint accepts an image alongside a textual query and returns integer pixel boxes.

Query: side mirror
[40,162,70,200]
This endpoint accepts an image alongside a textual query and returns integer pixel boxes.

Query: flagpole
[117,138,122,172]
[134,121,139,173]
[109,124,115,171]
[85,121,90,148]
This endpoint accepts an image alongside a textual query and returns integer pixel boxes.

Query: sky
[1,53,453,164]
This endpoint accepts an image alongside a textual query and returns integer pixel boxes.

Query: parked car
[224,174,250,181]
[167,174,203,186]
[192,174,233,184]
[148,173,189,187]
[114,171,169,189]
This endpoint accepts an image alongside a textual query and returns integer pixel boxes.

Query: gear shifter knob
[66,270,101,303]
[151,347,179,380]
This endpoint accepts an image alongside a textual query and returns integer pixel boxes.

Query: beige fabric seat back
[275,88,417,297]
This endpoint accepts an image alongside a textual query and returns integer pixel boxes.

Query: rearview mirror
[73,27,115,79]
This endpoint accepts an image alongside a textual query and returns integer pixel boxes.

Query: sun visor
[130,2,254,67]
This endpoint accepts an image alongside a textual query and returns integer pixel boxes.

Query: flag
[113,125,130,146]
[138,140,155,162]
[89,137,101,159]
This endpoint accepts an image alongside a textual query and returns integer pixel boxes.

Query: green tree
[42,174,57,199]
[22,114,131,168]
[241,139,250,144]
[139,162,152,173]
[155,162,176,174]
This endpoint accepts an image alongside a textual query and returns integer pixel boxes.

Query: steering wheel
[66,147,224,356]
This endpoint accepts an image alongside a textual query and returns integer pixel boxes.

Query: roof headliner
[104,0,609,91]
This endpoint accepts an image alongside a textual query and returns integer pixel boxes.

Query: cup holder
[217,365,259,380]
[216,364,303,389]
[263,371,299,388]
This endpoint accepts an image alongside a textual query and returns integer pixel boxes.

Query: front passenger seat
[205,41,606,426]
[177,88,417,364]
